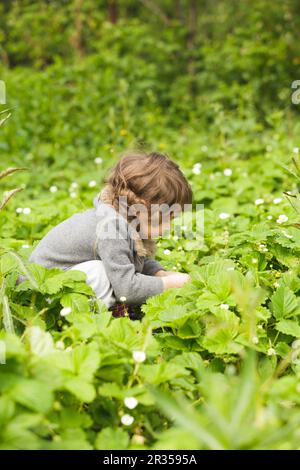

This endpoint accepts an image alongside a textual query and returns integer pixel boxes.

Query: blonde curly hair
[98,149,193,257]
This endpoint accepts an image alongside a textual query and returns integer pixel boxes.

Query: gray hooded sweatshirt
[28,197,165,305]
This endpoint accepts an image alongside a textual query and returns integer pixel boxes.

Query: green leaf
[95,427,129,450]
[275,319,300,337]
[270,286,299,320]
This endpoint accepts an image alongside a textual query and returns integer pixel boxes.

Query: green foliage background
[1,0,300,450]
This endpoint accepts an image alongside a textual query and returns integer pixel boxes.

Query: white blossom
[201,145,208,152]
[282,230,293,239]
[119,296,127,302]
[276,214,288,224]
[121,414,134,426]
[132,435,145,445]
[252,258,258,264]
[56,340,65,350]
[23,207,31,214]
[223,168,232,176]
[252,336,259,344]
[267,215,273,220]
[255,198,264,206]
[124,397,138,409]
[219,212,230,220]
[88,180,97,188]
[49,185,58,193]
[16,207,23,213]
[95,157,103,164]
[220,303,229,310]
[65,346,73,353]
[258,244,268,252]
[22,244,30,249]
[70,192,77,198]
[267,347,276,356]
[164,249,171,255]
[293,147,299,154]
[132,350,146,363]
[60,307,72,317]
[70,182,78,189]
[193,163,201,175]
[273,197,282,204]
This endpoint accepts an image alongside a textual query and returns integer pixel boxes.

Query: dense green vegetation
[1,0,300,450]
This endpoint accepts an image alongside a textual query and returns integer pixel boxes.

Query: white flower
[70,182,78,189]
[220,303,229,310]
[88,180,97,188]
[121,414,134,426]
[209,174,215,180]
[22,244,30,249]
[267,215,273,220]
[252,258,258,264]
[23,207,31,214]
[255,198,264,206]
[132,435,145,445]
[258,243,268,252]
[201,145,208,152]
[273,197,282,204]
[16,207,23,213]
[276,214,288,224]
[172,266,177,270]
[223,168,232,176]
[192,164,201,175]
[219,212,230,220]
[119,296,127,302]
[46,298,53,305]
[49,185,58,193]
[173,235,179,241]
[56,340,65,350]
[65,346,72,353]
[164,249,171,255]
[132,350,146,363]
[282,230,293,239]
[252,336,259,344]
[60,307,72,317]
[124,397,138,409]
[293,147,299,154]
[95,157,103,164]
[273,282,280,288]
[267,347,276,356]
[70,192,77,198]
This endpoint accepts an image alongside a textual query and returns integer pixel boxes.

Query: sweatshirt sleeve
[142,257,166,276]
[95,214,164,305]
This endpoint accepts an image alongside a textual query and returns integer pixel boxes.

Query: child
[28,150,192,309]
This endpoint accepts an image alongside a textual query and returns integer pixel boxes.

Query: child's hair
[101,150,193,213]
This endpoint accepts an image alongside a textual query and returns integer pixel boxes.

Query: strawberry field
[1,0,300,451]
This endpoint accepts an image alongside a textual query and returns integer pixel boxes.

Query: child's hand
[155,270,177,277]
[161,272,190,290]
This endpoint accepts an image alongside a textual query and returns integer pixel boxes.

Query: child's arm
[96,216,165,305]
[142,257,166,276]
